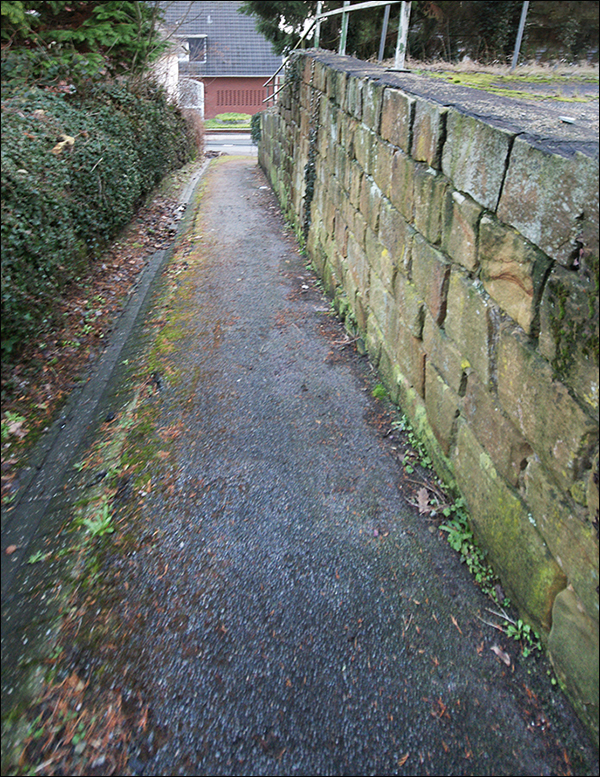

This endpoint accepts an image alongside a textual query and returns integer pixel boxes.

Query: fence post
[392,1,411,70]
[510,1,529,72]
[378,4,391,61]
[314,0,323,48]
[339,1,350,55]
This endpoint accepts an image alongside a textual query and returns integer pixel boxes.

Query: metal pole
[378,4,391,61]
[510,0,529,72]
[339,1,350,56]
[393,1,411,70]
[314,0,323,48]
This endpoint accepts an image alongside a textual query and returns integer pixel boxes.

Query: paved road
[8,157,597,776]
[205,132,257,156]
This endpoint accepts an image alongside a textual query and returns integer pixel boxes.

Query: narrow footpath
[8,157,598,776]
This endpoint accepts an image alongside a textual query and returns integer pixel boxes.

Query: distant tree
[239,0,401,60]
[239,0,599,63]
[1,1,168,85]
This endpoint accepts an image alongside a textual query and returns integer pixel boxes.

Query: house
[158,1,282,119]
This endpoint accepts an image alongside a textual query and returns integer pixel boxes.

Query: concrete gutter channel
[1,160,210,717]
[2,154,598,774]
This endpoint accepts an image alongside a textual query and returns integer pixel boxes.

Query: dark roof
[160,1,282,77]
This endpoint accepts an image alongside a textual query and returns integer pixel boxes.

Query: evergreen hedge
[1,80,195,361]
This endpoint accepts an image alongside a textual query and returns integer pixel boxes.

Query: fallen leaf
[5,545,18,555]
[417,487,430,514]
[7,419,28,439]
[491,644,511,666]
[451,614,463,634]
[397,753,409,767]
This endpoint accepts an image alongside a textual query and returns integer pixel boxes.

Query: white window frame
[177,34,207,64]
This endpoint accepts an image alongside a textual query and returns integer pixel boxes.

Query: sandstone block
[351,210,367,251]
[349,160,363,208]
[395,273,424,338]
[413,165,449,245]
[302,55,315,85]
[354,123,375,176]
[524,458,599,622]
[442,189,482,272]
[334,145,347,188]
[334,213,349,257]
[497,139,599,268]
[326,67,347,109]
[539,265,599,414]
[346,74,364,121]
[497,324,597,490]
[462,370,533,486]
[362,79,383,133]
[347,231,370,294]
[312,59,327,92]
[395,316,426,397]
[389,150,415,223]
[366,311,383,365]
[442,109,513,211]
[453,421,567,631]
[422,314,466,395]
[411,100,447,169]
[479,214,551,335]
[379,198,414,276]
[340,114,359,155]
[372,138,394,198]
[412,235,451,325]
[395,377,456,485]
[425,363,460,455]
[366,227,396,292]
[323,189,338,236]
[369,273,399,348]
[380,88,414,153]
[445,269,496,387]
[360,175,382,232]
[548,588,599,739]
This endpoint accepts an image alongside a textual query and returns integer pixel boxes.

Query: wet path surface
[42,158,596,775]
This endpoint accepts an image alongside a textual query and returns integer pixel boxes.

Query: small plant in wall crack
[438,503,509,607]
[479,607,543,659]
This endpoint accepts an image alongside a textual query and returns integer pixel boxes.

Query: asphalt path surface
[4,157,597,776]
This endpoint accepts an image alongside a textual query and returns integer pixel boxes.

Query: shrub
[250,111,263,145]
[1,79,196,361]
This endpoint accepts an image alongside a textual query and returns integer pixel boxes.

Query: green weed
[1,411,27,441]
[80,502,114,538]
[439,507,508,605]
[27,550,51,564]
[372,383,388,400]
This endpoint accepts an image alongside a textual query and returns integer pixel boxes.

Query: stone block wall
[259,51,599,738]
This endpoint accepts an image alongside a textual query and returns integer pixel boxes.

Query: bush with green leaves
[1,1,167,86]
[1,79,196,361]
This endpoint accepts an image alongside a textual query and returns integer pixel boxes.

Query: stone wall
[258,50,599,738]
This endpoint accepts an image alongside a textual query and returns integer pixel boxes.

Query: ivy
[1,81,196,361]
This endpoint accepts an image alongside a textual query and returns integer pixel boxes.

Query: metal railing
[263,1,412,104]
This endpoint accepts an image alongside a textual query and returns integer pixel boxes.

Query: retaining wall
[259,50,599,738]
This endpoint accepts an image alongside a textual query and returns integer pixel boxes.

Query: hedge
[1,80,196,361]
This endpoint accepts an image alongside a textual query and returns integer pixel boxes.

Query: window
[178,35,207,63]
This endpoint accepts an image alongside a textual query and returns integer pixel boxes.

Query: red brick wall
[202,77,272,119]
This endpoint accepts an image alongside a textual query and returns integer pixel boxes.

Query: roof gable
[160,1,282,77]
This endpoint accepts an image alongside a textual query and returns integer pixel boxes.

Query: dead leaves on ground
[18,672,132,776]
